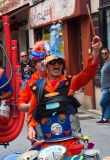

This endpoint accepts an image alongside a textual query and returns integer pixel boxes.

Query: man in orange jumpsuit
[26,35,102,155]
[17,41,47,112]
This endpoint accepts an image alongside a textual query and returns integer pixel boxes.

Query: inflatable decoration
[0,16,25,147]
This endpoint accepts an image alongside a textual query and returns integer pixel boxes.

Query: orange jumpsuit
[26,56,99,154]
[17,72,39,107]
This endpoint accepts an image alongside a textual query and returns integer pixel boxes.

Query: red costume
[17,72,39,107]
[26,56,99,154]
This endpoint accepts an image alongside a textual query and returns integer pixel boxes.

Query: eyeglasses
[49,58,64,65]
[21,55,28,58]
[101,52,108,55]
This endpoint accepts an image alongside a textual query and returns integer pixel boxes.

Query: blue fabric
[31,51,46,59]
[102,88,110,93]
[39,114,72,140]
[0,71,13,96]
[2,152,21,160]
[58,80,65,88]
[99,90,110,119]
[22,75,32,89]
[36,78,44,87]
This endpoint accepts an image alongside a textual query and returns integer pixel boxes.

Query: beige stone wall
[74,93,93,110]
[90,0,99,13]
[74,86,101,112]
[95,86,101,111]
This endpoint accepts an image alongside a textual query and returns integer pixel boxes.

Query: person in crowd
[19,51,35,80]
[26,22,102,155]
[0,68,13,100]
[97,47,110,124]
[17,41,47,112]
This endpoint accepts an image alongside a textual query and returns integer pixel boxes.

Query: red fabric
[51,80,57,88]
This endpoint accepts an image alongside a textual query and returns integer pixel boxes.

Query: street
[0,111,110,160]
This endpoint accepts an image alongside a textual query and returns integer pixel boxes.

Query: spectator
[19,52,35,80]
[97,47,110,124]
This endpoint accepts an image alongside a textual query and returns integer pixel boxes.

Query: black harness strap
[40,96,73,104]
[37,78,46,102]
[40,95,81,108]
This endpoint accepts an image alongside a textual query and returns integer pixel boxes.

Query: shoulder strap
[38,78,46,102]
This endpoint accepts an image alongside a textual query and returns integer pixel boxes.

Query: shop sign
[29,0,75,27]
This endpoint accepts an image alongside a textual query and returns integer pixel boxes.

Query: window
[103,0,110,3]
[34,27,43,41]
[43,25,51,42]
[100,0,110,5]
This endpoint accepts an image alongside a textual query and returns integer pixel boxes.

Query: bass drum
[17,150,38,160]
[38,145,67,160]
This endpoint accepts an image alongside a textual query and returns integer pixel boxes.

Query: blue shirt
[0,70,13,96]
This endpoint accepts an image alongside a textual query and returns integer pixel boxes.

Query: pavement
[78,109,110,159]
[0,109,110,160]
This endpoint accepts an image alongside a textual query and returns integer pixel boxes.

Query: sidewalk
[78,107,102,119]
[77,108,110,159]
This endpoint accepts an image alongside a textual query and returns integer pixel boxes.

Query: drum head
[17,150,38,160]
[83,149,100,156]
[38,145,67,160]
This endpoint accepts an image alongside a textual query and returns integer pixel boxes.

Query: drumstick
[86,4,96,37]
[32,137,39,142]
[32,138,45,147]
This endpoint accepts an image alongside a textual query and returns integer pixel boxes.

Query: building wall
[28,29,34,49]
[19,23,29,53]
[90,0,99,13]
[63,20,81,76]
[95,87,102,111]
